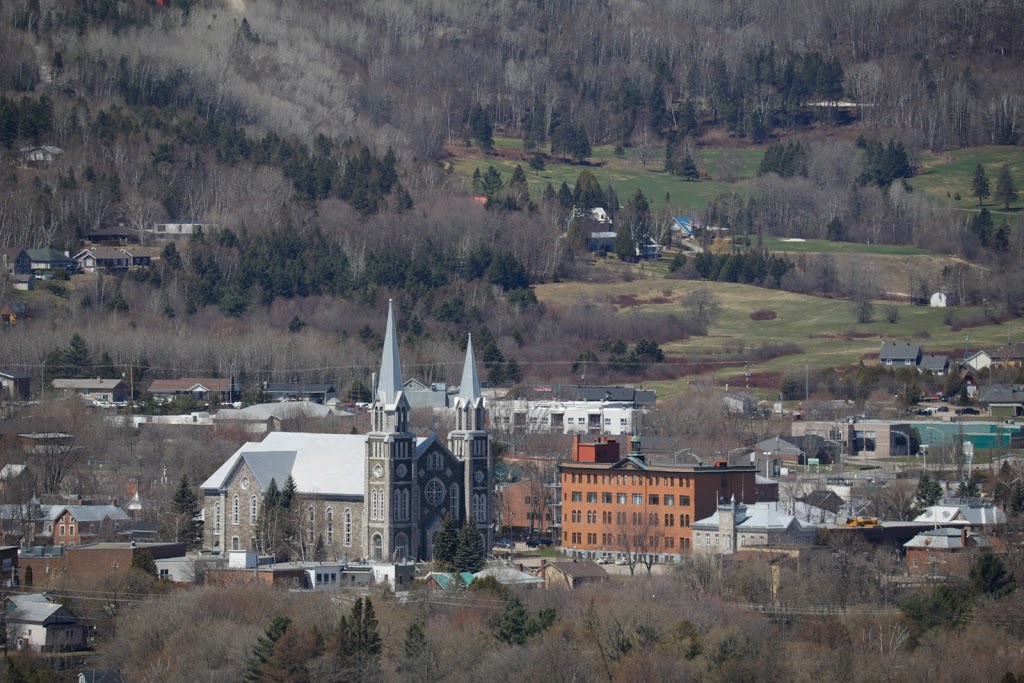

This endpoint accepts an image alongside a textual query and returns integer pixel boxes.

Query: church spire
[377,300,403,404]
[458,334,481,402]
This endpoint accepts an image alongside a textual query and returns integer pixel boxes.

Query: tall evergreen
[972,163,990,206]
[433,514,458,570]
[244,616,291,683]
[170,474,202,548]
[494,596,530,645]
[453,518,486,573]
[913,473,943,511]
[280,475,297,509]
[336,598,383,672]
[995,164,1018,210]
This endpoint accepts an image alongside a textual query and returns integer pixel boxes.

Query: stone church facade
[201,303,491,562]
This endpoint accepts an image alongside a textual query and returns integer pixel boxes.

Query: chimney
[572,434,580,460]
[540,559,547,569]
[961,528,968,547]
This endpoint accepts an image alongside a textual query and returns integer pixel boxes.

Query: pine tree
[680,153,699,181]
[281,475,297,509]
[614,223,635,261]
[171,474,202,548]
[66,333,92,378]
[433,514,458,570]
[1011,482,1024,516]
[972,164,990,206]
[453,517,486,573]
[971,554,1015,597]
[494,596,530,645]
[336,598,382,672]
[469,103,494,151]
[244,616,291,683]
[995,164,1019,210]
[913,473,943,511]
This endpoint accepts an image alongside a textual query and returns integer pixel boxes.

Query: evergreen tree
[913,473,943,511]
[264,478,281,509]
[1011,482,1024,516]
[972,164,990,206]
[995,164,1019,210]
[971,554,1015,597]
[244,616,292,683]
[433,514,458,570]
[131,549,158,576]
[680,153,699,181]
[614,223,635,261]
[314,534,326,562]
[336,598,383,672]
[528,153,545,175]
[494,596,530,645]
[170,474,202,548]
[453,517,486,573]
[65,333,93,378]
[469,103,494,151]
[281,475,297,509]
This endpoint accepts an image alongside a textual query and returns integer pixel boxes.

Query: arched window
[232,495,239,525]
[394,532,409,562]
[214,502,221,533]
[343,507,352,547]
[450,484,459,520]
[372,534,383,561]
[394,494,401,521]
[250,496,258,524]
[307,506,315,542]
[402,490,410,520]
[326,508,334,544]
[478,493,487,521]
[231,536,239,551]
[371,490,378,521]
[684,514,690,527]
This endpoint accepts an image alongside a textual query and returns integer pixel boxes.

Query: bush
[750,309,777,321]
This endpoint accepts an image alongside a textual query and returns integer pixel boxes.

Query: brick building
[19,542,185,588]
[558,435,757,563]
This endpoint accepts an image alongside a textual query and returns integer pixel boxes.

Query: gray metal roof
[919,355,949,373]
[60,505,131,523]
[880,341,922,362]
[376,300,403,405]
[980,384,1024,404]
[7,596,78,626]
[457,334,482,403]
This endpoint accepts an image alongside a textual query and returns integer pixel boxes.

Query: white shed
[930,292,948,307]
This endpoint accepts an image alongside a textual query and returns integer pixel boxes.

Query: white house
[5,594,88,652]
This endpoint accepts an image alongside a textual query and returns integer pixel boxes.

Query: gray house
[880,341,922,367]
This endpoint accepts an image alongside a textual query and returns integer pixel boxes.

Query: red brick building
[559,435,757,563]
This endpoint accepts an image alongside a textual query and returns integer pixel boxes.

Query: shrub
[750,309,777,321]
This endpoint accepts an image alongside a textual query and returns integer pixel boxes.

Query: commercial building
[558,435,757,563]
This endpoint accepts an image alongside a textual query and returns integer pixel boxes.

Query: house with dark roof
[880,341,922,367]
[919,354,950,375]
[561,385,657,406]
[537,559,608,589]
[72,247,131,273]
[904,527,998,578]
[84,225,140,244]
[980,384,1024,418]
[147,377,239,404]
[19,145,64,165]
[13,248,74,277]
[52,505,133,546]
[51,378,128,404]
[264,382,337,404]
[993,343,1024,368]
[5,594,87,652]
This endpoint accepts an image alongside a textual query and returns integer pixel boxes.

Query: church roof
[457,334,481,403]
[377,300,403,404]
[201,433,371,498]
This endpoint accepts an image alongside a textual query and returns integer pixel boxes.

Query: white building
[484,398,640,436]
[5,594,87,652]
[691,499,819,555]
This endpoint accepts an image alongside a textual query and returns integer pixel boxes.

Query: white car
[614,556,629,565]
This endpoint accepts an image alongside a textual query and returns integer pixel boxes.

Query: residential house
[904,527,995,577]
[147,377,239,404]
[962,351,992,372]
[72,247,131,274]
[559,434,757,561]
[18,146,64,165]
[51,379,128,403]
[121,246,159,268]
[84,225,141,245]
[979,384,1024,418]
[587,231,616,254]
[51,505,133,547]
[692,499,819,555]
[537,559,608,589]
[1,301,26,324]
[754,435,805,466]
[0,247,17,274]
[636,237,662,260]
[913,502,1007,528]
[474,565,545,589]
[148,222,208,239]
[919,355,950,375]
[5,594,87,652]
[672,216,699,238]
[0,370,30,400]
[13,248,74,277]
[264,382,337,404]
[993,343,1024,369]
[879,341,922,367]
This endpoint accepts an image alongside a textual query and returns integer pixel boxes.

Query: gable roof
[52,379,126,390]
[880,341,922,362]
[59,505,131,524]
[979,384,1024,405]
[755,436,804,456]
[914,503,1007,526]
[919,355,949,373]
[23,248,71,263]
[6,595,78,626]
[543,560,608,579]
[201,432,382,498]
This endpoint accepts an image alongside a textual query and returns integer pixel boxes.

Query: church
[200,302,492,562]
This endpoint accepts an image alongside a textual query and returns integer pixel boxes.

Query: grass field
[913,146,1024,216]
[452,138,764,212]
[534,277,1024,400]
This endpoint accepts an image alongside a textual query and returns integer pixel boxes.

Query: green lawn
[455,138,764,212]
[535,278,1024,399]
[912,146,1024,215]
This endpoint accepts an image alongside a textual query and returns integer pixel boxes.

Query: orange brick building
[559,435,756,563]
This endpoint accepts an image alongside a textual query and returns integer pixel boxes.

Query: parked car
[526,538,554,548]
[934,406,949,413]
[914,408,932,416]
[958,407,981,415]
[493,539,514,550]
[614,556,629,565]
[596,556,611,564]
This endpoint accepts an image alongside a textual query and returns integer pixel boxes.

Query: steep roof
[376,300,403,405]
[201,432,382,498]
[914,503,1007,526]
[880,341,922,362]
[60,505,131,524]
[6,596,78,626]
[457,334,482,403]
[919,355,949,373]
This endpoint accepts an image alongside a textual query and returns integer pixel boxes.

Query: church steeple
[377,299,403,405]
[458,334,481,402]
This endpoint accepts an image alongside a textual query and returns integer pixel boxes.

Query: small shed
[930,292,948,307]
